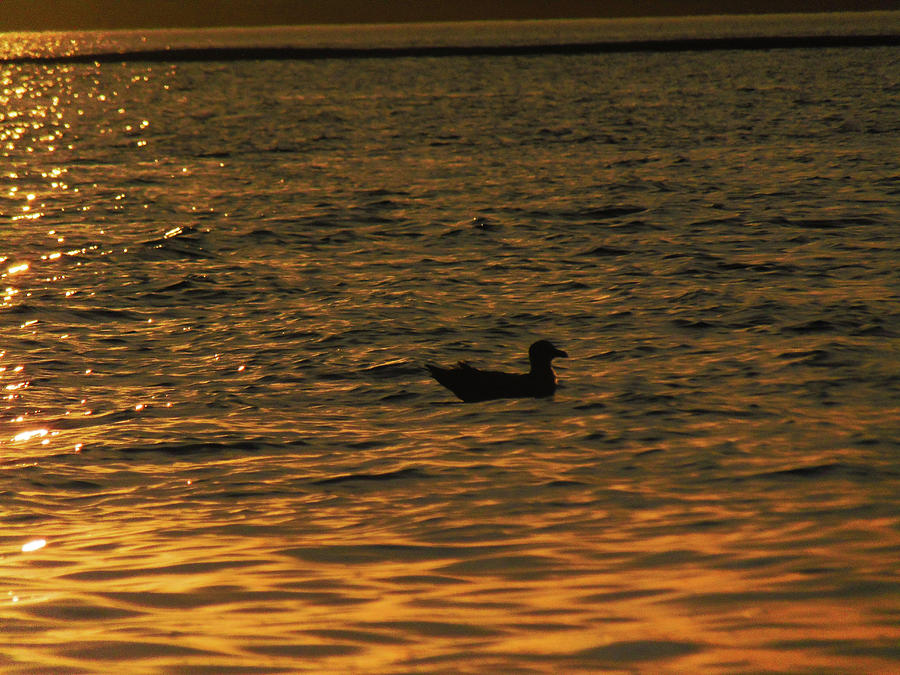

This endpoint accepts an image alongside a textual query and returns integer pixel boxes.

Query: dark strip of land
[4,34,898,63]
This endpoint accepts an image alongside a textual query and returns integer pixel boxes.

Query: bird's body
[426,340,567,402]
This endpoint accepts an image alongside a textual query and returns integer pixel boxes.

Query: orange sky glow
[1,0,896,31]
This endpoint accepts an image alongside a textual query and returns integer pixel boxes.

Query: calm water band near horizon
[2,33,897,63]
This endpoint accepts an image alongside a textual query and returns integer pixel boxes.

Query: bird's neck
[530,361,555,379]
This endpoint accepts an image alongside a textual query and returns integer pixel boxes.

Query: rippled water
[1,17,899,673]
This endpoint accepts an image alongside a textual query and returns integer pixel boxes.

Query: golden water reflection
[0,27,898,673]
[3,468,898,672]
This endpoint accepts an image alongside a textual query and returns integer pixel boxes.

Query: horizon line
[4,33,898,65]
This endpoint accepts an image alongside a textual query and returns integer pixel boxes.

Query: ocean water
[2,11,899,60]
[1,14,899,673]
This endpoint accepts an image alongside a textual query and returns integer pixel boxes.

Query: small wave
[130,225,210,261]
[782,319,840,335]
[713,260,799,275]
[670,318,717,330]
[282,542,482,565]
[608,219,662,232]
[579,245,631,257]
[776,347,861,368]
[195,149,232,159]
[572,401,606,411]
[247,644,362,658]
[60,640,219,662]
[575,640,702,664]
[22,602,142,622]
[541,479,589,487]
[28,478,103,492]
[775,216,881,230]
[578,206,647,220]
[380,390,420,402]
[25,305,141,326]
[358,359,418,379]
[50,407,143,431]
[120,438,302,455]
[741,462,890,482]
[313,467,426,485]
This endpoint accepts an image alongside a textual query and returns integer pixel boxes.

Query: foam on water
[1,16,899,673]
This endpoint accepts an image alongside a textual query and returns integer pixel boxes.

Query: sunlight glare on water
[0,12,899,673]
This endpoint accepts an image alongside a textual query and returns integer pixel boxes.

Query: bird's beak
[555,348,568,358]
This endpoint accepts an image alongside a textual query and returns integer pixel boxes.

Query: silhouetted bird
[426,340,568,402]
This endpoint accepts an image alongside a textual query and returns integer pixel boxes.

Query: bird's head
[529,340,568,363]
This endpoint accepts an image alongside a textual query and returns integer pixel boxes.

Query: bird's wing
[427,363,530,402]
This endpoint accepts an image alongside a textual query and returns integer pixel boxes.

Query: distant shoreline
[4,33,898,64]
